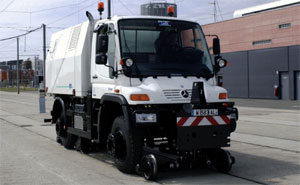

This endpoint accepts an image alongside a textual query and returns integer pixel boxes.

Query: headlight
[125,58,133,67]
[136,113,157,123]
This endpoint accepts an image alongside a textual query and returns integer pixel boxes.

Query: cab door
[91,23,116,84]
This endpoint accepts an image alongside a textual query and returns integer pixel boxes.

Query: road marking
[231,133,300,153]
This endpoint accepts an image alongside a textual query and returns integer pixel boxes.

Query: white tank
[46,21,92,97]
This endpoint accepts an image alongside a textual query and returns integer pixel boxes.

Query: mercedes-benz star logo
[181,90,189,98]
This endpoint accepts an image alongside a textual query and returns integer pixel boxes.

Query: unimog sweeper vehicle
[45,1,238,180]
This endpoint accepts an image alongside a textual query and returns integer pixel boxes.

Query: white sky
[0,0,278,61]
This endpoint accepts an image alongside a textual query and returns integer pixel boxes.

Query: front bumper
[131,103,238,151]
[177,117,235,150]
[176,104,238,151]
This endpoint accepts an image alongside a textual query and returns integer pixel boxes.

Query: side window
[96,24,108,56]
[107,24,116,70]
[95,24,116,79]
[98,24,108,35]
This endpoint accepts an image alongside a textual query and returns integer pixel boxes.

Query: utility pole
[43,24,46,87]
[209,0,217,22]
[213,0,216,22]
[39,24,46,113]
[17,37,20,94]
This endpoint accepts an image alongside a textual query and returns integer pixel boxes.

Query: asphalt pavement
[0,91,299,185]
[231,98,300,110]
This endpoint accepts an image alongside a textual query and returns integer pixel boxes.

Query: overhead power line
[0,0,15,14]
[47,0,98,25]
[216,0,223,21]
[0,26,42,42]
[0,26,29,31]
[117,0,134,15]
[1,0,89,14]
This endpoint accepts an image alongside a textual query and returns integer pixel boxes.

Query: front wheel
[107,116,142,173]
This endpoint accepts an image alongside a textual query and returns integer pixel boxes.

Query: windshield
[118,19,214,79]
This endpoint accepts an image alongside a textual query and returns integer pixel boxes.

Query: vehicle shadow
[156,150,300,185]
[83,147,299,184]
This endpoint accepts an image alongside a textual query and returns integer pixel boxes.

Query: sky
[0,0,279,62]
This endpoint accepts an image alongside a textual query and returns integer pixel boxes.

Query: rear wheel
[55,110,76,149]
[107,116,142,173]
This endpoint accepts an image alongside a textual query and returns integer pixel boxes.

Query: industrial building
[202,0,300,100]
[0,60,35,87]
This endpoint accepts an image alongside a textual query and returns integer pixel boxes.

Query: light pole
[17,37,20,94]
[39,24,46,113]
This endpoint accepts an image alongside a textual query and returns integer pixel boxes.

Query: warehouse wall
[248,47,288,99]
[218,45,299,100]
[221,51,249,98]
[203,5,300,53]
[288,45,300,99]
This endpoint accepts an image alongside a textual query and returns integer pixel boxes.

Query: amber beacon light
[98,2,104,12]
[168,6,174,16]
[98,2,104,19]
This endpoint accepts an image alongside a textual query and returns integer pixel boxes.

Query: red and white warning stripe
[177,116,231,127]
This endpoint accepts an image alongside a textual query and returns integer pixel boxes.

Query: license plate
[192,109,218,116]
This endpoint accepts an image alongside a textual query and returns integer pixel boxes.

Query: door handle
[92,75,98,79]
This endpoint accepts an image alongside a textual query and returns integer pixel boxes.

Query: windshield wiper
[150,67,212,79]
[170,66,214,79]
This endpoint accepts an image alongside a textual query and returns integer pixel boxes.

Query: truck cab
[46,13,238,180]
[92,16,223,103]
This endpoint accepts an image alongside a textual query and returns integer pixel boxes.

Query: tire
[108,116,143,173]
[55,110,76,149]
[214,149,233,173]
[80,137,91,153]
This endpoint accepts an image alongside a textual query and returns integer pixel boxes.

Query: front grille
[163,89,192,102]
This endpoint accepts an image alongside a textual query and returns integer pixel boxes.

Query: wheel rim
[142,154,157,180]
[56,118,61,135]
[107,131,125,159]
[143,160,152,180]
[56,117,66,137]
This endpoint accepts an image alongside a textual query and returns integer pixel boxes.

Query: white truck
[46,3,238,180]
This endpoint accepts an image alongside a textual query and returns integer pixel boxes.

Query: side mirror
[96,54,107,65]
[213,37,220,55]
[97,34,108,53]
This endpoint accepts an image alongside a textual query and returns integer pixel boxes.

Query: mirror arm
[214,65,220,73]
[104,64,116,77]
[205,34,218,38]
